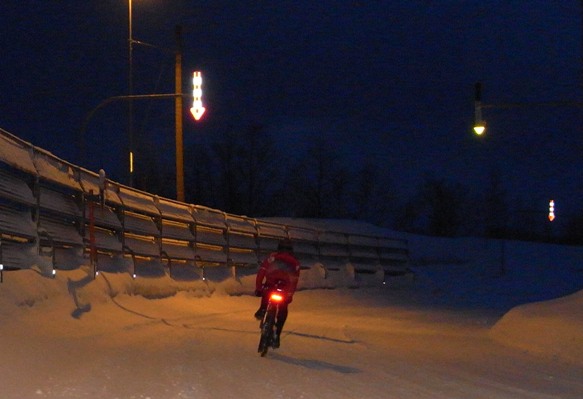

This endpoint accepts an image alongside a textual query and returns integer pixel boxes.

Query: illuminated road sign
[548,200,555,222]
[190,71,205,121]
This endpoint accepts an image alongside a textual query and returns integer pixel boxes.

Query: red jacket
[255,251,301,295]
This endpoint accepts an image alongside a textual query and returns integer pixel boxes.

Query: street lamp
[126,2,184,199]
[472,82,583,136]
[124,3,205,201]
[128,0,135,187]
[473,82,486,135]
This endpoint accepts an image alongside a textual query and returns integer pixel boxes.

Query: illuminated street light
[471,82,583,136]
[473,82,486,135]
[473,122,486,136]
[124,2,196,202]
[128,0,135,187]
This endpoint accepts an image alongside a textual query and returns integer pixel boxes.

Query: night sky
[1,1,582,222]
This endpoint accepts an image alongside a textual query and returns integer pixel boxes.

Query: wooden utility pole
[175,25,185,202]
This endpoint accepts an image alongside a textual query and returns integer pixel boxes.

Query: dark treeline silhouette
[133,124,583,245]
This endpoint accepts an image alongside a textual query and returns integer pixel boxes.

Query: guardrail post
[88,192,97,278]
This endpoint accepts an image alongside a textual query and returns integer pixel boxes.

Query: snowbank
[401,234,583,365]
[2,263,583,367]
[490,289,583,365]
[1,226,583,369]
[0,260,364,309]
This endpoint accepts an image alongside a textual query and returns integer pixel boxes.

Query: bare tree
[204,124,280,215]
[483,168,509,238]
[399,175,468,237]
[423,177,468,237]
[351,163,396,225]
[237,124,279,215]
[288,138,350,218]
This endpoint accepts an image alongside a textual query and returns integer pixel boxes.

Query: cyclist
[254,239,301,348]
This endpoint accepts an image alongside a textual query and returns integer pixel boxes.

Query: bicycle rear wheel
[258,308,276,357]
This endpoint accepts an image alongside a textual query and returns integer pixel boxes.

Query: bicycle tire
[258,308,276,357]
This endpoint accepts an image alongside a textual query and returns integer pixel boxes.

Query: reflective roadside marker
[548,200,555,222]
[190,71,206,121]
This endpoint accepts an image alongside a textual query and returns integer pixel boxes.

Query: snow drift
[490,289,583,364]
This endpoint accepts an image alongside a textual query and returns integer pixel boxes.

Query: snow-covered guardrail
[0,127,409,286]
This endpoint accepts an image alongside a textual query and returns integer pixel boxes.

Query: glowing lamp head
[473,124,486,135]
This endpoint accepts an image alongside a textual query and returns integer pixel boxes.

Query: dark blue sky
[1,1,582,220]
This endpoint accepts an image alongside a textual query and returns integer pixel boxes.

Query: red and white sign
[190,71,205,121]
[548,200,555,222]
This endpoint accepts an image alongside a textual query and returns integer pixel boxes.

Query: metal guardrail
[0,127,409,283]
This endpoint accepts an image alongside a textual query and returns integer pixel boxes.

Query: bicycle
[257,283,287,357]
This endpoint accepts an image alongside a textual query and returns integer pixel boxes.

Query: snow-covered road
[1,271,581,399]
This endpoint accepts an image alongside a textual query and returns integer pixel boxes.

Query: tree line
[133,124,583,245]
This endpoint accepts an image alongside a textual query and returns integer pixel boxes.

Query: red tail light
[270,293,284,302]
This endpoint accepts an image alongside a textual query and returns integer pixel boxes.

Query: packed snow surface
[1,225,582,398]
